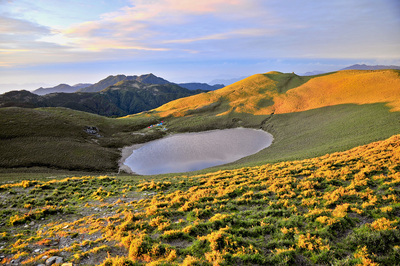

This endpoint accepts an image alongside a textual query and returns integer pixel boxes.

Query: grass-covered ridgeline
[1,134,399,265]
[154,69,400,117]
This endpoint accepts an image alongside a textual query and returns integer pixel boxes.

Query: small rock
[34,248,41,253]
[37,264,46,266]
[45,256,63,265]
[45,256,56,265]
[11,258,21,264]
[24,224,29,228]
[63,225,69,229]
[42,255,49,260]
[30,221,35,226]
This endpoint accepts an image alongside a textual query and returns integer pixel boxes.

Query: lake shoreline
[119,127,273,175]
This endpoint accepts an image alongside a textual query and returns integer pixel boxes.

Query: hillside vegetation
[154,70,400,117]
[1,134,399,265]
[0,107,161,172]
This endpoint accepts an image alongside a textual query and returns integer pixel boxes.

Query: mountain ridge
[32,73,222,95]
[0,80,207,117]
[340,64,400,71]
[33,83,92,95]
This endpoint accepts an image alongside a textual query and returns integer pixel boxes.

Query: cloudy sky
[1,0,399,92]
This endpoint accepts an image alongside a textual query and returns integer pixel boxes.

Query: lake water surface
[121,128,273,175]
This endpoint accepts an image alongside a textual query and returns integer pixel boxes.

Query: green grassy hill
[0,107,160,172]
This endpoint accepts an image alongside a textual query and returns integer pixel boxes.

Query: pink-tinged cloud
[164,28,277,44]
[59,0,268,52]
[0,49,30,53]
[158,0,243,14]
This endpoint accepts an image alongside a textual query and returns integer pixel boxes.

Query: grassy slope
[154,69,400,117]
[154,71,312,117]
[0,107,161,172]
[235,103,400,165]
[1,135,399,265]
[168,103,400,176]
[273,70,400,113]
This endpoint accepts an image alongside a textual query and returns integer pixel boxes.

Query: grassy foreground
[1,134,399,265]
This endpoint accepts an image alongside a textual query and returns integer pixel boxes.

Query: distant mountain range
[209,76,248,86]
[179,83,224,91]
[300,71,326,76]
[1,80,207,117]
[340,64,400,71]
[33,83,92,95]
[299,64,400,76]
[32,73,223,95]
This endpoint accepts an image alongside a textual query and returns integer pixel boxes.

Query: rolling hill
[153,70,400,117]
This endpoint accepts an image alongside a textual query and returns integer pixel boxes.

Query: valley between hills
[0,69,400,265]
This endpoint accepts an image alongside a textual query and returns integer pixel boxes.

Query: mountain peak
[135,73,170,85]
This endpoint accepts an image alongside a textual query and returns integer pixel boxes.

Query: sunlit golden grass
[273,70,400,114]
[1,134,400,265]
[155,73,280,117]
[152,70,400,118]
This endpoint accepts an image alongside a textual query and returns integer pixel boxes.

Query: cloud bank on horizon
[0,0,399,89]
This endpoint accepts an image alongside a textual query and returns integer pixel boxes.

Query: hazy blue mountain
[178,83,224,91]
[33,83,92,95]
[209,76,248,86]
[299,71,327,76]
[340,64,400,70]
